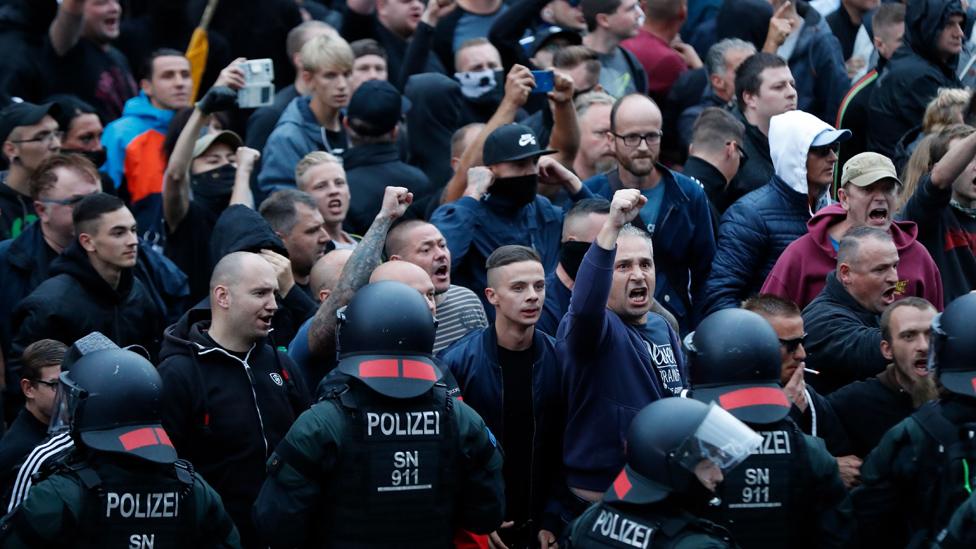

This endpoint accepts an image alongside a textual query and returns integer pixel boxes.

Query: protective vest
[907,402,976,548]
[706,418,808,548]
[61,458,197,549]
[572,501,732,548]
[320,380,459,548]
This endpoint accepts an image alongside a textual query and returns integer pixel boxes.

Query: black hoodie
[867,0,965,157]
[10,240,162,367]
[157,306,309,547]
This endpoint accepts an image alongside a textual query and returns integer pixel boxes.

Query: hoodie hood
[769,110,839,195]
[159,304,215,362]
[807,203,921,256]
[209,204,288,269]
[120,92,176,130]
[900,0,966,71]
[716,0,772,48]
[50,240,135,302]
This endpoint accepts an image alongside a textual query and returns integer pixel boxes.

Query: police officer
[684,308,852,548]
[0,344,240,548]
[252,280,505,547]
[855,293,976,547]
[564,397,760,548]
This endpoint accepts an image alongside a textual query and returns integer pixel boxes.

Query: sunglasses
[809,144,839,157]
[34,378,59,389]
[779,333,807,353]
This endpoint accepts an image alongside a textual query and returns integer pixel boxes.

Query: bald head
[211,252,275,292]
[610,94,662,134]
[370,261,436,315]
[310,249,352,301]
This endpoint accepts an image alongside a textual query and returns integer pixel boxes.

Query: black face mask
[63,148,107,168]
[559,240,590,280]
[485,173,538,211]
[190,164,237,218]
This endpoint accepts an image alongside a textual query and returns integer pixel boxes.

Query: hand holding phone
[530,70,554,94]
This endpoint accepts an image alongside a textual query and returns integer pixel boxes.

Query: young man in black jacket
[158,251,310,549]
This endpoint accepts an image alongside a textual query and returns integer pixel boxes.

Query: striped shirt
[7,432,74,512]
[433,285,488,354]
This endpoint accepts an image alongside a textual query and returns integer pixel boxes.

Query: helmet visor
[47,372,86,435]
[672,403,761,473]
[927,312,945,375]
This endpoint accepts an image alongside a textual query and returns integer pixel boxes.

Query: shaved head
[211,251,274,292]
[370,260,436,315]
[385,219,429,257]
[310,249,352,298]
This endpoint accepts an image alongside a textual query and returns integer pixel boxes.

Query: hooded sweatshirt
[867,0,965,157]
[101,92,174,192]
[257,95,347,194]
[702,110,836,314]
[762,203,944,310]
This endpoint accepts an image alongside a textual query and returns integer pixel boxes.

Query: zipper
[198,345,270,455]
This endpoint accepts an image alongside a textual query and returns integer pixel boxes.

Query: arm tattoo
[307,215,393,356]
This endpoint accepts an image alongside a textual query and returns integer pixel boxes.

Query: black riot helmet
[49,347,177,464]
[929,293,976,398]
[604,398,760,505]
[336,281,443,399]
[685,308,791,424]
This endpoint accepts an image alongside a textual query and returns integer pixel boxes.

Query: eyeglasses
[612,131,663,148]
[38,193,92,207]
[9,130,63,145]
[779,333,807,353]
[809,144,839,157]
[34,379,59,389]
[728,141,749,163]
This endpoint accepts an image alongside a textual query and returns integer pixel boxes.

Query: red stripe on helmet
[119,427,159,451]
[154,428,174,448]
[402,360,437,381]
[359,359,399,378]
[718,387,789,410]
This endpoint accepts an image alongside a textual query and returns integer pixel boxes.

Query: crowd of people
[0,0,976,546]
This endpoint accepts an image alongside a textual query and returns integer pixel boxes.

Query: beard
[908,375,939,408]
[619,153,656,177]
[593,156,618,174]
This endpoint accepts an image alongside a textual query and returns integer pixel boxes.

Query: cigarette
[803,368,820,375]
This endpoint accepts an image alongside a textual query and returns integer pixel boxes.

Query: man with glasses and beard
[583,93,714,332]
[828,298,939,459]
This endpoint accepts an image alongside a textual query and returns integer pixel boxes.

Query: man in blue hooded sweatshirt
[557,187,687,513]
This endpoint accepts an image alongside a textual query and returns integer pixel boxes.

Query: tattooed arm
[307,186,413,357]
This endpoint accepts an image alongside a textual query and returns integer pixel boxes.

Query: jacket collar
[609,164,690,205]
[341,142,400,170]
[7,221,49,271]
[478,324,546,366]
[823,271,879,322]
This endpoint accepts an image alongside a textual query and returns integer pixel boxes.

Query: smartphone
[531,70,554,94]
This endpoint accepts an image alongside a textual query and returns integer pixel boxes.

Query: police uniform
[0,344,241,548]
[853,295,976,547]
[252,281,505,548]
[0,453,240,548]
[685,308,853,548]
[936,487,976,548]
[564,397,761,549]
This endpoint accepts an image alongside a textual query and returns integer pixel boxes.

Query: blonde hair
[923,88,971,135]
[898,124,976,209]
[300,34,354,73]
[295,151,343,188]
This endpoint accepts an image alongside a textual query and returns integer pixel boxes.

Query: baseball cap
[809,127,852,148]
[521,26,583,56]
[193,130,243,159]
[0,102,61,142]
[346,80,411,137]
[841,152,902,188]
[482,123,558,166]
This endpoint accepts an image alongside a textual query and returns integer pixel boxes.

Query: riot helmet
[49,346,177,464]
[336,280,443,399]
[605,398,761,505]
[929,293,976,398]
[685,308,791,424]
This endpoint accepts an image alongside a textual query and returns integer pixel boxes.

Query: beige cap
[192,130,243,159]
[841,152,902,187]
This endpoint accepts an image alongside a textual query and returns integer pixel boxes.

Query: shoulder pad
[174,459,195,486]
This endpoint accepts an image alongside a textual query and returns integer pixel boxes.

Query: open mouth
[327,198,343,210]
[433,264,449,281]
[628,287,648,305]
[913,358,929,377]
[868,207,889,224]
[258,314,273,329]
[882,286,897,304]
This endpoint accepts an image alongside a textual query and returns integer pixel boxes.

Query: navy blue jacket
[343,142,434,235]
[702,175,816,315]
[583,167,715,332]
[431,190,590,320]
[538,270,571,337]
[557,243,687,492]
[437,325,564,530]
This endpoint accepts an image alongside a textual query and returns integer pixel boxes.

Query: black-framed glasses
[34,378,59,389]
[9,130,63,145]
[612,131,663,148]
[38,193,92,207]
[809,144,839,157]
[728,141,749,163]
[779,333,807,353]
